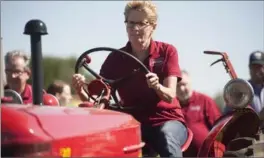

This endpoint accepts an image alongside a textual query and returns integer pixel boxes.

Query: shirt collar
[178,91,196,106]
[124,39,157,56]
[188,91,197,103]
[20,84,32,100]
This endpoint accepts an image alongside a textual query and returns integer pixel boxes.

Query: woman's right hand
[72,74,107,109]
[72,74,86,93]
[72,74,90,102]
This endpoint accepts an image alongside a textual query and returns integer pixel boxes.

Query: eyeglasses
[5,69,26,77]
[125,20,151,29]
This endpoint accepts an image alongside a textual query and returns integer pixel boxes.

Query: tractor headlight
[223,78,254,109]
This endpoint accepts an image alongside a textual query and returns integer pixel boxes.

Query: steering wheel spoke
[82,86,97,102]
[82,62,102,79]
[94,89,105,102]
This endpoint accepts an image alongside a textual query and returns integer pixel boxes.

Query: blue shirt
[248,80,264,114]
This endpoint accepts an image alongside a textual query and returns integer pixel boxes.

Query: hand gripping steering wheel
[75,47,150,109]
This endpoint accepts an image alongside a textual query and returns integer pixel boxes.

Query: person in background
[247,51,264,113]
[245,51,264,129]
[4,50,32,104]
[46,80,72,106]
[177,70,221,157]
[72,1,188,157]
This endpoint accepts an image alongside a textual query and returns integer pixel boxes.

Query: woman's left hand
[146,72,161,90]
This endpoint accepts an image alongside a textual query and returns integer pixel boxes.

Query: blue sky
[1,1,263,97]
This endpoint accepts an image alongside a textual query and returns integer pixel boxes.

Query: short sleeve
[164,44,182,81]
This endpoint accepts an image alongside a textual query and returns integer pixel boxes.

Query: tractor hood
[1,105,140,144]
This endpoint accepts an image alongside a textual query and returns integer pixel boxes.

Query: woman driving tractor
[72,1,188,157]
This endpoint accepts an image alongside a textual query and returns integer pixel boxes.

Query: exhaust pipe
[24,19,48,105]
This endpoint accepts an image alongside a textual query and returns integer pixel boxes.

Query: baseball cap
[249,51,264,65]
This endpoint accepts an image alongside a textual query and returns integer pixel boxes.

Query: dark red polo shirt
[4,84,33,104]
[181,91,221,154]
[100,40,185,126]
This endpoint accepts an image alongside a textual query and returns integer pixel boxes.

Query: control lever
[204,51,237,79]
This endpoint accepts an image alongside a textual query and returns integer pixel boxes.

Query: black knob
[24,19,48,35]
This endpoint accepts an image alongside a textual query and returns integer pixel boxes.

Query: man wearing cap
[248,50,264,114]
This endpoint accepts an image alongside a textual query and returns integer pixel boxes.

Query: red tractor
[197,51,264,157]
[1,19,193,157]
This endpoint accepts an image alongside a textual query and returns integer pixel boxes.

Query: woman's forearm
[77,88,89,102]
[154,84,176,103]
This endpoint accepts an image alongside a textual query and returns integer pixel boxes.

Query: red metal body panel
[197,115,233,157]
[1,105,52,144]
[198,108,260,157]
[1,105,143,157]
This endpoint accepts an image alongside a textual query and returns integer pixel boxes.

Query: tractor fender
[198,108,260,157]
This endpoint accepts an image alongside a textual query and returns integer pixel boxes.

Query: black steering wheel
[75,47,150,108]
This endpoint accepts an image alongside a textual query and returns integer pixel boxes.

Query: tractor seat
[181,128,193,152]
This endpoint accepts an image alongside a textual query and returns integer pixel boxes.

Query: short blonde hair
[5,50,30,66]
[124,0,158,24]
